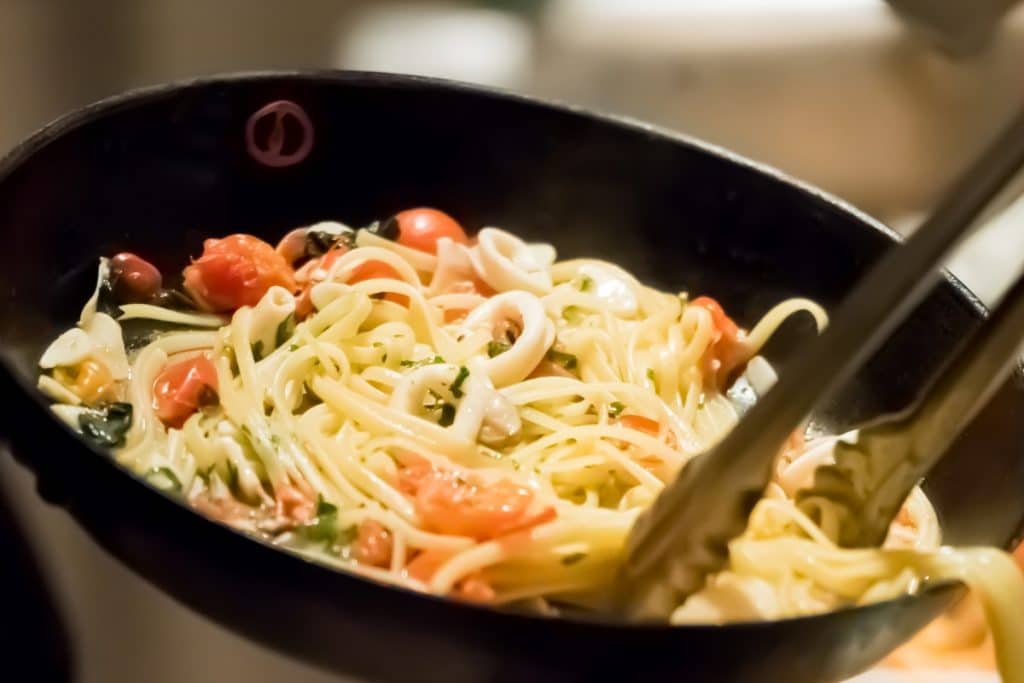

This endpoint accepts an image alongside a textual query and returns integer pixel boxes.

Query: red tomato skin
[394,208,469,254]
[183,234,296,312]
[152,355,219,428]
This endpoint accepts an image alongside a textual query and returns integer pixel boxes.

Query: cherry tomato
[691,295,745,386]
[404,550,495,602]
[398,463,554,541]
[152,354,219,428]
[394,208,469,254]
[354,519,393,568]
[691,296,740,341]
[405,549,451,583]
[110,252,162,303]
[183,234,296,312]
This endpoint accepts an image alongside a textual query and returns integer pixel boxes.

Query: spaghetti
[36,208,1024,681]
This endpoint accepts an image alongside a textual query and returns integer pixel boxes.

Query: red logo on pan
[245,100,314,168]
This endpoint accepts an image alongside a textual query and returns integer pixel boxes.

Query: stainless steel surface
[622,108,1024,618]
[801,234,1024,546]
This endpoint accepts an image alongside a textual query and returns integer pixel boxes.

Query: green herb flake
[336,525,358,547]
[197,463,217,483]
[401,355,446,368]
[251,340,265,362]
[561,552,587,566]
[546,348,578,370]
[450,366,470,398]
[316,495,338,517]
[608,401,625,418]
[438,403,456,427]
[226,460,240,492]
[289,344,299,352]
[226,348,240,377]
[78,402,133,448]
[275,313,296,348]
[646,368,656,382]
[146,466,182,493]
[300,494,341,545]
[577,275,593,292]
[562,306,583,324]
[487,340,511,358]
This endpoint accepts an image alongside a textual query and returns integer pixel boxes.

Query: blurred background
[2,1,1022,681]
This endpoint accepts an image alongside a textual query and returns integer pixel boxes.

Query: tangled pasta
[36,208,1024,682]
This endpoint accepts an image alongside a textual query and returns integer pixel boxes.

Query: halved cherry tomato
[152,354,219,428]
[183,234,296,312]
[110,252,162,303]
[398,462,555,541]
[394,208,469,254]
[405,550,496,603]
[354,519,393,568]
[691,295,745,386]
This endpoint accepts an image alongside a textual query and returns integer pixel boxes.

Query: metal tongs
[620,109,1024,618]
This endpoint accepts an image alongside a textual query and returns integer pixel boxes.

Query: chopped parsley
[400,355,445,368]
[275,313,296,348]
[299,495,353,546]
[438,403,456,427]
[450,366,470,398]
[546,348,578,370]
[79,402,133,448]
[225,460,240,492]
[577,275,593,292]
[608,401,625,418]
[487,340,511,358]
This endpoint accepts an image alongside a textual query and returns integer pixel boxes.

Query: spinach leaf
[79,403,133,448]
[300,495,343,545]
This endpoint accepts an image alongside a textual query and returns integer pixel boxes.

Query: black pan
[1,71,1021,683]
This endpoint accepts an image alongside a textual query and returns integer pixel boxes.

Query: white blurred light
[336,4,533,89]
